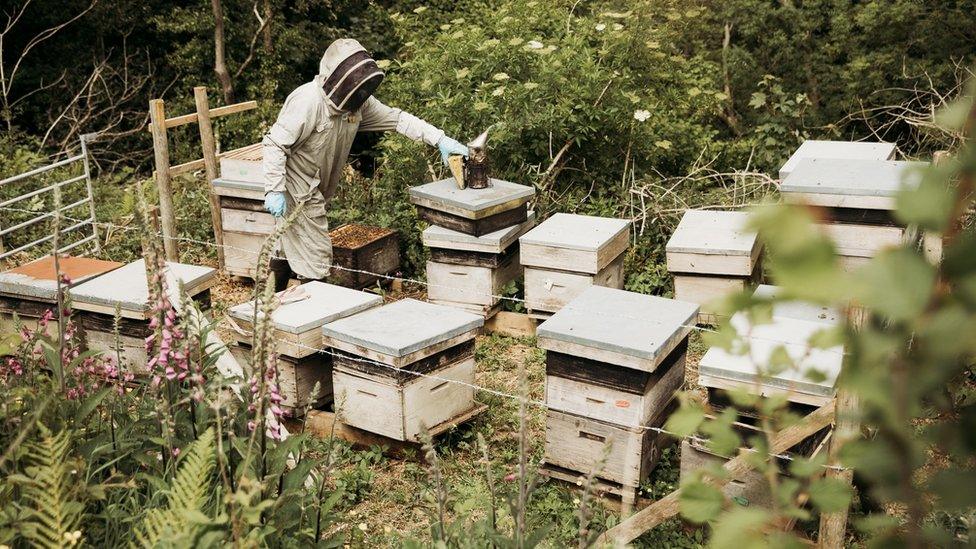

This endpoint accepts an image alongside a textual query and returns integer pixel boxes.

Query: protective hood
[318,38,384,113]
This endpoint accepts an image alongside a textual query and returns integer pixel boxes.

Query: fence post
[193,86,226,269]
[149,98,179,261]
[79,133,101,254]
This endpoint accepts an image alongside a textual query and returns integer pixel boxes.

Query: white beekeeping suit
[262,38,459,281]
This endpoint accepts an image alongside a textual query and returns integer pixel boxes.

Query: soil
[329,224,395,249]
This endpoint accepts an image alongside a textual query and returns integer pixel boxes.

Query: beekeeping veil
[319,39,385,113]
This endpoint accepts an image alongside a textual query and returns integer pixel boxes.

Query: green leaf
[854,248,935,322]
[929,468,976,510]
[808,477,853,512]
[788,453,828,478]
[894,163,956,231]
[679,480,724,523]
[74,387,113,424]
[708,507,771,549]
[664,401,705,438]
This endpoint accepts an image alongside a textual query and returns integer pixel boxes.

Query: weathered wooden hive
[410,178,535,318]
[328,224,400,289]
[422,212,535,317]
[687,286,839,507]
[226,281,382,414]
[777,139,896,180]
[321,298,484,442]
[211,176,271,279]
[536,286,699,499]
[70,259,216,375]
[780,154,934,271]
[0,255,123,335]
[665,210,762,324]
[519,213,630,316]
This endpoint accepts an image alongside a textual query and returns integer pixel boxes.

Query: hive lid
[665,210,759,256]
[228,281,382,334]
[751,285,841,325]
[422,212,536,253]
[778,139,896,180]
[211,177,263,193]
[321,298,484,358]
[0,255,123,302]
[537,286,699,370]
[408,179,535,219]
[781,158,927,200]
[70,259,216,319]
[519,213,630,252]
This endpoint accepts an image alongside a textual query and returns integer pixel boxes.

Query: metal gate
[0,134,100,260]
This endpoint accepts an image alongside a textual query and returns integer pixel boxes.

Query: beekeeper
[262,38,468,289]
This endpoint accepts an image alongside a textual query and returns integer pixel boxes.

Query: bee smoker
[464,129,491,189]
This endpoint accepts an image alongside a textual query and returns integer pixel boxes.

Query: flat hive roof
[0,255,123,302]
[70,259,216,318]
[519,213,630,252]
[781,158,927,199]
[666,210,759,256]
[321,298,483,358]
[228,281,382,334]
[409,179,535,216]
[778,140,896,180]
[537,286,699,367]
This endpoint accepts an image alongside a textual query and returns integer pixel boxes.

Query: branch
[233,1,271,80]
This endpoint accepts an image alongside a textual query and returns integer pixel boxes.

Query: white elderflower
[595,23,606,31]
[633,109,651,122]
[527,40,544,49]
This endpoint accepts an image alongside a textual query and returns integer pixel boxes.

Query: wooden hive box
[422,212,536,255]
[328,224,400,289]
[780,158,927,211]
[0,255,122,336]
[212,177,272,278]
[666,210,763,322]
[520,213,630,274]
[219,142,262,184]
[679,419,832,509]
[227,281,382,359]
[409,179,535,236]
[321,299,484,441]
[697,285,843,407]
[425,247,520,313]
[71,259,216,375]
[777,139,896,181]
[523,254,625,314]
[229,343,333,414]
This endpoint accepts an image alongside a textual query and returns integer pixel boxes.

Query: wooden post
[149,99,179,261]
[595,401,836,546]
[193,87,226,269]
[818,391,859,548]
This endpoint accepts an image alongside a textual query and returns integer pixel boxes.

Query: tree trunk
[262,0,273,53]
[211,0,235,104]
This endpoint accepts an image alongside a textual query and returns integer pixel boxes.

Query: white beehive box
[211,177,271,278]
[0,255,123,335]
[227,282,382,358]
[322,299,484,441]
[523,254,625,314]
[219,143,263,184]
[519,213,630,274]
[780,158,927,211]
[425,249,520,311]
[71,259,216,374]
[422,212,536,254]
[697,285,843,407]
[228,345,333,414]
[666,210,761,276]
[778,140,896,180]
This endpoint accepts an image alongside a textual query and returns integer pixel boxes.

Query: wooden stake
[595,401,836,546]
[817,390,859,548]
[193,87,226,269]
[149,99,179,261]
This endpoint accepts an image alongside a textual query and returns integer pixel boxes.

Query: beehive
[218,143,262,184]
[520,213,630,314]
[666,210,762,323]
[211,177,272,278]
[780,157,928,272]
[227,282,382,413]
[321,299,484,441]
[777,139,896,180]
[409,178,535,236]
[0,255,123,336]
[70,259,216,375]
[329,224,400,289]
[697,285,843,407]
[537,286,698,492]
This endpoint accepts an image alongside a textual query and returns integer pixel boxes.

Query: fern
[131,428,216,548]
[17,425,85,548]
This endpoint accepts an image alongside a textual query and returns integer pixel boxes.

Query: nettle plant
[668,80,976,546]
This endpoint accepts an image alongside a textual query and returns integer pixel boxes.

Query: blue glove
[264,192,287,218]
[437,136,469,166]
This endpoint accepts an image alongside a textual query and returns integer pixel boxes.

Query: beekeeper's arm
[359,97,468,165]
[262,96,317,216]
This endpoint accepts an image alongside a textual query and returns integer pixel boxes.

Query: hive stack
[536,286,698,501]
[665,210,762,324]
[0,255,122,336]
[685,284,840,506]
[226,282,382,414]
[211,157,271,279]
[328,224,400,289]
[519,213,630,317]
[321,299,485,442]
[70,259,216,375]
[409,179,535,317]
[780,154,929,272]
